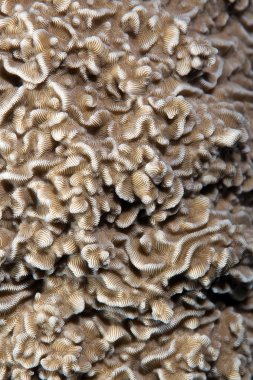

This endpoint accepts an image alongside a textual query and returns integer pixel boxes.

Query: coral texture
[0,0,253,379]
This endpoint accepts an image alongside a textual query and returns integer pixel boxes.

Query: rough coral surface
[0,0,253,378]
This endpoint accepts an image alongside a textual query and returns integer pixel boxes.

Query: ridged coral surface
[0,0,253,379]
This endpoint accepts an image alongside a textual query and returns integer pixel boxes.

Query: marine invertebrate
[0,0,253,378]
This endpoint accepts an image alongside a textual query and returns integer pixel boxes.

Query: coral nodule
[0,0,252,379]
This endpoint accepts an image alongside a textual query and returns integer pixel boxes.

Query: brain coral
[0,0,253,379]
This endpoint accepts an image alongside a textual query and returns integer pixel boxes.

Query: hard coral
[0,0,252,379]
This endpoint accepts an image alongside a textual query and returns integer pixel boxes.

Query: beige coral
[0,0,252,379]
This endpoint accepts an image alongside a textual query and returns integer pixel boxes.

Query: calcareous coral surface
[0,0,253,378]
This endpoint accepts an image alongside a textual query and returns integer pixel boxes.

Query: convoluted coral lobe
[0,0,252,378]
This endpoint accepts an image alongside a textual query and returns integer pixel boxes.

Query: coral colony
[0,0,252,379]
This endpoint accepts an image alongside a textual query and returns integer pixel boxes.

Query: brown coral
[0,0,252,379]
